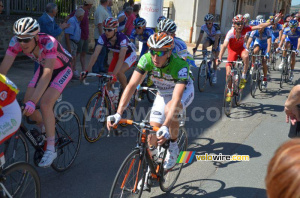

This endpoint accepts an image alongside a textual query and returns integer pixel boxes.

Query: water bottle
[30,128,43,145]
[150,146,158,162]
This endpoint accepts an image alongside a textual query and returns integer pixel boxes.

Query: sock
[242,74,246,79]
[46,136,55,152]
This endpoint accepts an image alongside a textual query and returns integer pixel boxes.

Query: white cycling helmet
[147,32,174,50]
[256,15,264,20]
[157,19,177,33]
[243,13,250,20]
[13,17,40,37]
[204,14,214,21]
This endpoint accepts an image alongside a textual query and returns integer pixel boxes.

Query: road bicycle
[279,49,295,88]
[250,54,268,98]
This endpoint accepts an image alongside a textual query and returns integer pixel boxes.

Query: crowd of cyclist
[0,5,298,194]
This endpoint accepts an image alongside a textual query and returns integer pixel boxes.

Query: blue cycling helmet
[133,17,146,27]
[249,20,258,26]
[289,19,299,28]
[157,16,166,23]
[258,19,266,24]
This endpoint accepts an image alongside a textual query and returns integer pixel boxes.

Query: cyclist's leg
[290,42,297,71]
[241,48,249,78]
[202,38,210,53]
[226,48,237,88]
[118,52,137,89]
[107,52,119,91]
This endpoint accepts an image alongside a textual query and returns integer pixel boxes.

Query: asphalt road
[5,54,297,197]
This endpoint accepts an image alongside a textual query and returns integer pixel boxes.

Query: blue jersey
[283,27,300,43]
[250,28,272,46]
[268,24,283,38]
[129,28,155,43]
[173,37,188,58]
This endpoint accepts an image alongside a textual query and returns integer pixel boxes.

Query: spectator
[0,0,4,14]
[266,139,300,198]
[278,9,285,25]
[124,7,135,36]
[93,0,110,73]
[118,7,133,32]
[65,0,94,77]
[107,0,113,17]
[133,4,141,18]
[123,0,134,10]
[36,3,69,72]
[285,85,300,125]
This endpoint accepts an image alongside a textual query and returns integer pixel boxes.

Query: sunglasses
[206,22,213,25]
[104,28,115,32]
[235,22,244,26]
[135,26,143,29]
[17,37,34,43]
[150,50,168,57]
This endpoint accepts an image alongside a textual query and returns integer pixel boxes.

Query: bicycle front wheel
[52,110,82,172]
[110,149,146,198]
[250,69,258,98]
[234,68,243,106]
[159,126,188,192]
[83,91,109,143]
[197,62,208,92]
[1,162,41,198]
[223,75,233,116]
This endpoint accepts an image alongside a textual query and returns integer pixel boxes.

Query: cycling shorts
[28,65,73,94]
[0,99,21,144]
[226,48,247,67]
[271,34,279,43]
[149,82,194,124]
[204,37,220,52]
[285,37,298,50]
[108,51,137,73]
[253,42,268,55]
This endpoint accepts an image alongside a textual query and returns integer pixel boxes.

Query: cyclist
[129,17,155,58]
[246,19,272,88]
[0,74,21,143]
[217,14,279,102]
[193,13,221,84]
[155,16,166,32]
[107,33,194,188]
[82,17,137,98]
[277,19,300,80]
[0,17,73,167]
[244,13,251,43]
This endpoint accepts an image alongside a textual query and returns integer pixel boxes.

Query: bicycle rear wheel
[83,91,109,143]
[1,162,41,198]
[197,62,208,92]
[250,69,258,98]
[110,149,146,198]
[272,53,277,71]
[159,126,188,192]
[280,66,286,88]
[51,110,82,172]
[223,75,233,116]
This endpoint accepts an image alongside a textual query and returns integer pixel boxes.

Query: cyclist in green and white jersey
[107,33,194,186]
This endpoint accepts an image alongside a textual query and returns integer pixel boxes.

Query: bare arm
[86,45,103,71]
[278,34,286,48]
[246,36,253,49]
[285,85,300,124]
[218,40,229,61]
[267,38,271,53]
[297,37,300,51]
[0,55,15,75]
[278,29,283,42]
[29,59,55,104]
[251,22,272,31]
[194,32,204,50]
[213,34,221,50]
[112,47,127,75]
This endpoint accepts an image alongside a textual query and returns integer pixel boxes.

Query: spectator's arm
[285,85,300,124]
[52,23,63,37]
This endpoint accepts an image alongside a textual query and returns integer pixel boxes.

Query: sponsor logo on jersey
[120,39,128,47]
[46,41,54,50]
[98,36,104,45]
[163,73,173,80]
[152,71,160,77]
[152,111,162,116]
[178,68,188,79]
[5,78,17,90]
[9,38,16,46]
[58,69,72,85]
[0,91,7,101]
[138,57,148,69]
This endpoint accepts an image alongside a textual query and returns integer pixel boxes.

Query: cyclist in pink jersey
[0,17,73,168]
[217,14,281,101]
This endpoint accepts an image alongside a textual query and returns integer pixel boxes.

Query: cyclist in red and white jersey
[217,14,280,100]
[0,17,73,168]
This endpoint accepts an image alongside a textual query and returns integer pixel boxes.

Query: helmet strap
[107,31,117,41]
[30,37,38,54]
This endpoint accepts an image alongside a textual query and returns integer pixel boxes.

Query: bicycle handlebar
[87,73,113,79]
[221,60,243,64]
[112,119,159,132]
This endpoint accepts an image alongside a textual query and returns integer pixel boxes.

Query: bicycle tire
[110,149,146,198]
[223,75,233,116]
[234,67,243,106]
[159,126,188,192]
[272,53,277,71]
[250,69,258,98]
[4,131,29,168]
[83,91,109,143]
[280,61,287,88]
[51,110,82,172]
[197,62,207,92]
[1,162,41,198]
[258,69,263,92]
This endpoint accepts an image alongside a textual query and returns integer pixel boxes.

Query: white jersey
[200,23,221,41]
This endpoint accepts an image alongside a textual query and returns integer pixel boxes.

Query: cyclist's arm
[86,45,103,72]
[29,58,55,104]
[278,29,283,42]
[195,32,204,49]
[162,83,185,128]
[218,40,229,60]
[213,34,221,50]
[252,22,272,31]
[267,37,271,53]
[278,34,286,48]
[297,37,300,51]
[246,36,253,49]
[0,55,15,75]
[112,47,127,75]
[117,70,146,115]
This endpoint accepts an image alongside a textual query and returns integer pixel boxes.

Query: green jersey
[136,53,194,96]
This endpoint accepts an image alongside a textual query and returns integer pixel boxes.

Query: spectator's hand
[274,13,283,24]
[106,113,121,130]
[156,126,170,145]
[296,49,299,55]
[285,105,300,125]
[61,22,70,30]
[23,101,36,116]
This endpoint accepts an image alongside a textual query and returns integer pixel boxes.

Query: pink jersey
[6,33,72,69]
[224,26,253,51]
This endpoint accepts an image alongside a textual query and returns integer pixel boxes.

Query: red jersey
[224,26,253,51]
[0,74,19,108]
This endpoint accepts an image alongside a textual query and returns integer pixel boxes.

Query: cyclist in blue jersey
[192,14,221,84]
[129,18,155,58]
[277,20,300,80]
[246,19,272,88]
[268,16,283,48]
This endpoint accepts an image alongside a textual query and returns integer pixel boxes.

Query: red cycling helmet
[103,17,119,29]
[232,14,244,23]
